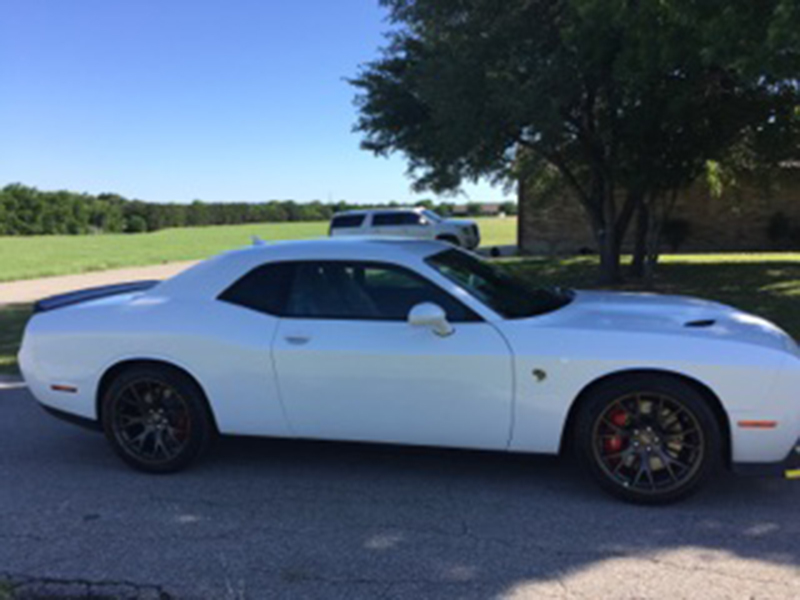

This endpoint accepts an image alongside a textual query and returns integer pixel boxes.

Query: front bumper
[733,437,800,479]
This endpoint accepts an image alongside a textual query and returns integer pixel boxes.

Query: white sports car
[19,239,800,503]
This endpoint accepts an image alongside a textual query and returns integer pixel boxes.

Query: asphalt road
[2,382,800,599]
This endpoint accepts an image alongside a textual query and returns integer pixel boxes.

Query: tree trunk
[630,199,649,279]
[597,232,622,284]
[595,193,622,285]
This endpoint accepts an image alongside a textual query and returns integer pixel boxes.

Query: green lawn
[0,304,31,375]
[0,217,517,282]
[2,251,799,376]
[500,253,800,340]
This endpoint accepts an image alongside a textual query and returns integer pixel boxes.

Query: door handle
[284,335,311,345]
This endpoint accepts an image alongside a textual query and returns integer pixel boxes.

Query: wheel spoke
[153,432,169,459]
[600,420,629,435]
[644,458,656,490]
[127,428,151,450]
[120,414,147,427]
[664,428,698,440]
[657,448,679,483]
[112,378,191,464]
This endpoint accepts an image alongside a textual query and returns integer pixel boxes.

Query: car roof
[333,207,422,217]
[155,238,449,299]
[226,237,443,260]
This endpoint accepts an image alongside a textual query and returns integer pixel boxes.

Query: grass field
[0,304,31,374]
[0,217,517,283]
[3,251,800,375]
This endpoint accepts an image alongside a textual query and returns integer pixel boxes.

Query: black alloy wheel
[102,365,214,473]
[574,375,721,504]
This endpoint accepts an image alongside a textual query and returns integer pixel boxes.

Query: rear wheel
[574,375,721,504]
[101,365,214,473]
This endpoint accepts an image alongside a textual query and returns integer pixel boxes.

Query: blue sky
[0,0,512,204]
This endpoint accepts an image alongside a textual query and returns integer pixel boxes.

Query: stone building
[518,165,800,255]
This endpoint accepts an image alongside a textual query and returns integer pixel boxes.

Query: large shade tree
[352,0,800,283]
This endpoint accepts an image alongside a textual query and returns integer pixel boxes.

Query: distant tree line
[0,184,517,236]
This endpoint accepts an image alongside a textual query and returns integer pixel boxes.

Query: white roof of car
[156,238,449,298]
[333,207,423,216]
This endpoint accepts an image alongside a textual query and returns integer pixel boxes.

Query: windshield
[426,249,573,319]
[422,209,443,223]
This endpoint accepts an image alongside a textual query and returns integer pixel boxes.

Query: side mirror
[408,303,454,337]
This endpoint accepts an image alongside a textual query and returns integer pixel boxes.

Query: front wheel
[573,375,722,504]
[101,365,214,473]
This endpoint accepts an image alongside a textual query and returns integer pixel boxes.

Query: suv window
[330,214,365,229]
[372,212,423,227]
[285,261,480,322]
[218,262,293,316]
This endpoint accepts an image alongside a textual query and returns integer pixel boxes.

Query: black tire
[436,235,461,246]
[573,374,722,504]
[101,365,215,473]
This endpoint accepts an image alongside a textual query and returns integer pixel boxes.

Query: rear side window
[218,263,293,316]
[372,212,423,226]
[330,214,365,229]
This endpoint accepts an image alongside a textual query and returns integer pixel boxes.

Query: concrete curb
[0,374,25,389]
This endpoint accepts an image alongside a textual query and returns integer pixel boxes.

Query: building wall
[519,170,800,255]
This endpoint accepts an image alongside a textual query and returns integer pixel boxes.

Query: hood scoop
[684,319,716,328]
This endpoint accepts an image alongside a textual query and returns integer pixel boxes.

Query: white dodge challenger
[19,239,800,503]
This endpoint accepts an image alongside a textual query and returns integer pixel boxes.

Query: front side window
[330,214,365,229]
[372,212,405,227]
[285,261,480,322]
[422,209,442,223]
[400,212,425,225]
[426,250,573,319]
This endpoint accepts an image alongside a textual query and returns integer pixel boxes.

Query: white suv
[329,208,480,249]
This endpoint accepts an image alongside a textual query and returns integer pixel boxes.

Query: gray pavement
[1,382,800,599]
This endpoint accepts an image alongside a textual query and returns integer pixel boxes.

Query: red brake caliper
[604,409,628,454]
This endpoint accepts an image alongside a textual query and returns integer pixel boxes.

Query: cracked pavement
[2,383,800,599]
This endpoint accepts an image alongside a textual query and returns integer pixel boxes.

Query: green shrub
[125,215,148,233]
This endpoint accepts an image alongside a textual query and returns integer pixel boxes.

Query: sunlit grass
[0,304,31,375]
[0,217,517,282]
[501,254,800,339]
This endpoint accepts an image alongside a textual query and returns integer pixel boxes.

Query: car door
[370,212,406,237]
[400,212,433,240]
[272,260,514,450]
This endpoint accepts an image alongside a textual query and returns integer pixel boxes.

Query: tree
[352,0,800,282]
[500,201,518,217]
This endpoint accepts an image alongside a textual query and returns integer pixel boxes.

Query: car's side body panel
[273,319,514,448]
[498,321,796,462]
[20,294,293,438]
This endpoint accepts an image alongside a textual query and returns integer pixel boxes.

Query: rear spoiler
[33,280,161,314]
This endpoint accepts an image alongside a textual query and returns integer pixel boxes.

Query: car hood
[544,290,798,355]
[442,218,475,227]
